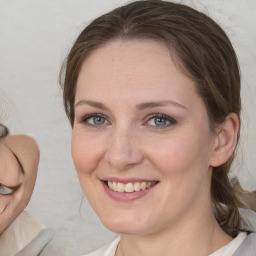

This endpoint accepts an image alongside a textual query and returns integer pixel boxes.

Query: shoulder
[83,237,120,256]
[233,209,256,255]
[233,232,256,255]
[15,229,54,256]
[239,208,256,233]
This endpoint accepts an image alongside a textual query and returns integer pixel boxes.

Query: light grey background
[0,0,255,254]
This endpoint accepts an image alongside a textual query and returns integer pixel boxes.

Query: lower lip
[102,181,158,202]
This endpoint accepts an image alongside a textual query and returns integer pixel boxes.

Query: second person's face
[0,135,39,234]
[72,39,217,236]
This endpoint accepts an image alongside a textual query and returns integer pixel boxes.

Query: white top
[209,232,247,256]
[0,210,44,256]
[84,232,247,256]
[84,237,119,256]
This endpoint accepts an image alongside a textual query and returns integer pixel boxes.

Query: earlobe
[209,113,240,167]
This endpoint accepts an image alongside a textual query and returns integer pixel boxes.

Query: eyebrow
[75,99,187,111]
[75,100,110,111]
[136,100,187,111]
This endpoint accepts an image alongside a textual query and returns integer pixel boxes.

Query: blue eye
[147,114,176,128]
[90,116,106,125]
[154,117,168,126]
[81,114,109,126]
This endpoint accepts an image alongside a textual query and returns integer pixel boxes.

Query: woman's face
[0,135,39,234]
[72,39,217,235]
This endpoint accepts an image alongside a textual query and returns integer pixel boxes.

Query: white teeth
[124,183,134,193]
[141,182,146,190]
[117,182,125,192]
[134,182,141,192]
[107,180,156,193]
[108,181,113,190]
[113,182,117,192]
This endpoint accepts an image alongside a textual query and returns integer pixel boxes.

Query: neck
[116,211,232,256]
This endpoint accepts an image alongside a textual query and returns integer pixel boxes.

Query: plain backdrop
[0,0,256,254]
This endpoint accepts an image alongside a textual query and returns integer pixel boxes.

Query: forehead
[78,39,174,85]
[76,39,201,109]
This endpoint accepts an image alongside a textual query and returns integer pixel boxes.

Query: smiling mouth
[106,181,158,193]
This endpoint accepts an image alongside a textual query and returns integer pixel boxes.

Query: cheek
[71,131,104,176]
[0,159,22,188]
[146,133,213,217]
[146,131,212,177]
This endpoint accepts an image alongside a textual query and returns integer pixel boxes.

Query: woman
[60,1,256,255]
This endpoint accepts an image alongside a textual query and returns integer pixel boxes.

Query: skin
[72,39,239,256]
[0,135,39,234]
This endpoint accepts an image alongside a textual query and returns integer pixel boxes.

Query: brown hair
[60,0,245,236]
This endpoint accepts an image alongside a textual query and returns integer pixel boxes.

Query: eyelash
[145,114,177,128]
[80,114,110,127]
[80,113,177,129]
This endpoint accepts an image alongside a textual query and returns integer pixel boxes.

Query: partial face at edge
[0,135,39,234]
[72,39,217,235]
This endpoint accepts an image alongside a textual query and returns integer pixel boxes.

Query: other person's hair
[0,123,9,138]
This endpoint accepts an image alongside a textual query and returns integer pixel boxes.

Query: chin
[105,222,148,235]
[99,212,156,235]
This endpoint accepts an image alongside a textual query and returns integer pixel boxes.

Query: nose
[104,128,144,170]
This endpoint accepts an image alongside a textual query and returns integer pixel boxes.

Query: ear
[209,113,239,167]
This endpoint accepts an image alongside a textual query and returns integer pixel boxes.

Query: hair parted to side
[60,0,245,236]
